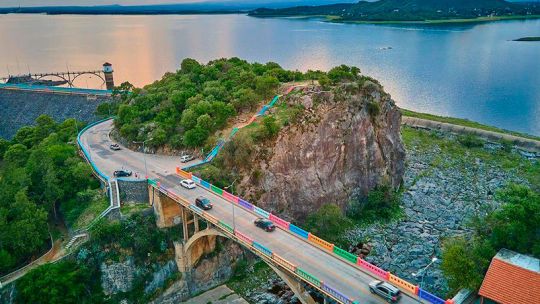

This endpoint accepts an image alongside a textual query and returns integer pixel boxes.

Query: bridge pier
[268,264,317,304]
[150,185,182,228]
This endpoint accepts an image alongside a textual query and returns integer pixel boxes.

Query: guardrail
[0,83,112,96]
[172,168,454,304]
[182,87,298,171]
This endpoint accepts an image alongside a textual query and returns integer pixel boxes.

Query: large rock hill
[237,81,406,220]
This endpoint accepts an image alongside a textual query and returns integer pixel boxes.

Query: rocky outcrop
[101,258,137,295]
[345,129,530,295]
[152,238,248,303]
[243,82,405,220]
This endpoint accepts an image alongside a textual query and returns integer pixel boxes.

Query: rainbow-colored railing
[169,168,454,304]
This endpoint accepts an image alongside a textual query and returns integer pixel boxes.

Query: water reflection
[0,14,539,135]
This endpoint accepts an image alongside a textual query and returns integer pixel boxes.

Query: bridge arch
[181,227,317,304]
[71,72,106,86]
[36,74,72,86]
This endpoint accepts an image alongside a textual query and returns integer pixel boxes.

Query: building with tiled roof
[478,248,540,304]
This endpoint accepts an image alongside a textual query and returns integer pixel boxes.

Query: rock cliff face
[244,82,405,220]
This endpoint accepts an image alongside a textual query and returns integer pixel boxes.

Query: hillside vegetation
[0,116,104,275]
[250,0,540,22]
[113,58,360,150]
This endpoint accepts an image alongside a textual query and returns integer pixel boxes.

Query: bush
[347,185,400,223]
[304,204,352,246]
[458,134,484,148]
[366,101,380,118]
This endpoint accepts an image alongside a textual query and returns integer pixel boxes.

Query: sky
[1,0,529,8]
[1,0,357,7]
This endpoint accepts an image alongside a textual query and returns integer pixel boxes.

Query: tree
[441,238,494,293]
[16,261,103,304]
[255,75,279,98]
[304,204,352,246]
[441,184,540,293]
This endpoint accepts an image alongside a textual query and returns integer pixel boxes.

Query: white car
[180,179,196,189]
[180,155,194,163]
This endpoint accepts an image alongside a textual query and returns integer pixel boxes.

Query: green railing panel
[218,220,234,234]
[296,267,321,287]
[211,185,223,195]
[333,246,358,264]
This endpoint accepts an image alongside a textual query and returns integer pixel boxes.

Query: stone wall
[0,88,110,139]
[117,179,149,205]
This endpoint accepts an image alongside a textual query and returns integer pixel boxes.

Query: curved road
[80,119,425,304]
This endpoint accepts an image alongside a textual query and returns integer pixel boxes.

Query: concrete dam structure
[0,88,111,139]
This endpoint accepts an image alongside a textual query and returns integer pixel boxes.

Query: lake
[0,14,539,135]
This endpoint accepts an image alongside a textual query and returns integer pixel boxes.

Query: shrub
[458,134,484,148]
[304,204,352,246]
[347,185,400,223]
[366,101,380,118]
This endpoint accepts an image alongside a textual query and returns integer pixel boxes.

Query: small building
[478,249,540,304]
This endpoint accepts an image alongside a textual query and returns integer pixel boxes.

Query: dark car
[369,281,401,303]
[110,143,121,151]
[195,196,213,210]
[113,170,132,177]
[254,218,275,232]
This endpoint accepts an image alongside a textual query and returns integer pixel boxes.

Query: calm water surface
[0,14,539,135]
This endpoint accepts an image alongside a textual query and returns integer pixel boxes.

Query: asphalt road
[80,119,425,304]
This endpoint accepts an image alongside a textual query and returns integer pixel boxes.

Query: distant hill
[250,0,540,22]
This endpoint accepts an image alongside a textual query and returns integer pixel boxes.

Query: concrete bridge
[79,118,455,304]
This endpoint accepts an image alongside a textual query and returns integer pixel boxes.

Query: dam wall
[0,88,111,139]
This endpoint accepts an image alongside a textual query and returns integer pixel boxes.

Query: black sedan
[195,196,213,210]
[254,218,275,232]
[113,170,132,177]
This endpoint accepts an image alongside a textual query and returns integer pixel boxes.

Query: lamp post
[412,257,438,289]
[133,139,151,179]
[224,179,238,230]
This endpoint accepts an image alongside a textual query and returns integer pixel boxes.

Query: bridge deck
[79,119,425,304]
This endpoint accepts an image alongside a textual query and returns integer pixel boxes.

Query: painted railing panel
[295,267,321,287]
[357,258,389,280]
[289,224,309,239]
[269,95,280,107]
[222,190,239,203]
[234,229,253,246]
[418,288,446,304]
[321,283,355,304]
[218,220,234,234]
[388,274,418,295]
[175,167,192,179]
[191,175,201,183]
[210,185,223,195]
[269,214,290,229]
[253,241,272,257]
[239,198,254,211]
[254,206,270,219]
[189,205,203,215]
[308,233,334,252]
[333,246,358,264]
[272,253,297,272]
[200,180,211,189]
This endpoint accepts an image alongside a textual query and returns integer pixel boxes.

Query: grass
[400,108,540,141]
[60,190,109,231]
[401,126,540,190]
[120,203,151,216]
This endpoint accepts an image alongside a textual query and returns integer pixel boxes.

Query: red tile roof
[479,256,540,304]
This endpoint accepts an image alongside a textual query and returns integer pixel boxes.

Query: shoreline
[251,14,540,25]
